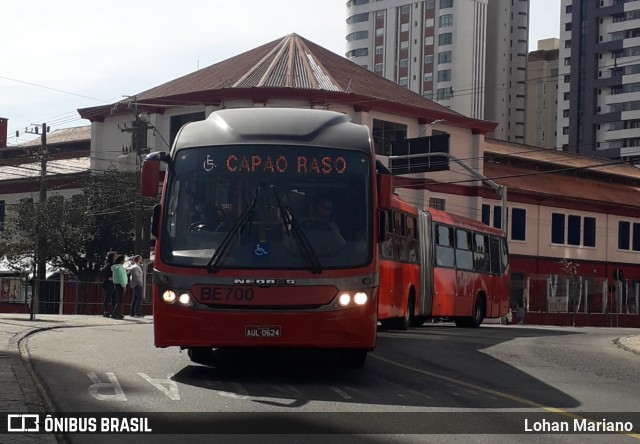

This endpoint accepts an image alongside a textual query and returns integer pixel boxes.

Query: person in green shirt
[110,254,128,319]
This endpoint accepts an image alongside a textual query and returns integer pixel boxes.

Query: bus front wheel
[339,349,368,368]
[187,347,213,365]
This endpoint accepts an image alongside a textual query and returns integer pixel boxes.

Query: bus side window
[489,236,502,275]
[380,210,394,258]
[435,224,455,268]
[500,237,509,271]
[473,233,490,273]
[407,216,418,262]
[455,229,473,271]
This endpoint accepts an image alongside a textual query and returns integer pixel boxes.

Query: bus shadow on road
[170,325,584,410]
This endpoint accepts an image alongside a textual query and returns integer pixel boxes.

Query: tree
[0,168,139,285]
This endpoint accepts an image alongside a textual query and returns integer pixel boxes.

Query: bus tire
[397,294,414,330]
[339,349,368,368]
[469,297,486,328]
[187,347,213,365]
[410,316,427,327]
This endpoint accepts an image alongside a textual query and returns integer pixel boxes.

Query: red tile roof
[79,34,495,133]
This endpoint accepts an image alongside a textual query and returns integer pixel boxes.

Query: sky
[1,0,560,146]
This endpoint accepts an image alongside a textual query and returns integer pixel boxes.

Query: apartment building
[556,0,640,158]
[345,0,529,143]
[525,38,559,149]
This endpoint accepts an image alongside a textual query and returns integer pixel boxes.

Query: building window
[618,221,640,251]
[401,5,410,14]
[429,198,446,210]
[376,46,384,54]
[374,63,383,72]
[564,57,571,66]
[511,208,526,241]
[424,73,433,81]
[437,69,451,82]
[552,213,565,244]
[439,33,453,45]
[552,213,596,247]
[565,22,572,31]
[440,0,453,8]
[347,31,369,41]
[424,54,433,64]
[399,76,408,85]
[400,58,408,68]
[436,87,452,100]
[584,217,596,247]
[439,14,453,27]
[347,13,369,24]
[426,0,435,9]
[438,51,452,63]
[482,204,490,226]
[346,48,368,58]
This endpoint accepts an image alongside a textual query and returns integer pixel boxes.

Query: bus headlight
[162,290,177,304]
[178,293,192,306]
[338,293,351,307]
[354,292,368,305]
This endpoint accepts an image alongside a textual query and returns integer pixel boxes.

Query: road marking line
[329,386,352,399]
[370,353,640,439]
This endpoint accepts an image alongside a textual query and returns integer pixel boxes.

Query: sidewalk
[0,314,152,443]
[0,314,638,443]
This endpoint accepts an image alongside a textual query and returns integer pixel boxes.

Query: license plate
[245,325,281,338]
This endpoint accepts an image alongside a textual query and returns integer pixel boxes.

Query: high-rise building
[556,0,640,159]
[345,0,529,143]
[525,39,559,149]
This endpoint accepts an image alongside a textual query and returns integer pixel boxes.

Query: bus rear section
[427,208,510,327]
[141,108,380,367]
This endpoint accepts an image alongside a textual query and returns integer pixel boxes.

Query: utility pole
[24,123,48,320]
[117,98,149,259]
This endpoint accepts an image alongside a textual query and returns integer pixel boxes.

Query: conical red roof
[79,34,494,132]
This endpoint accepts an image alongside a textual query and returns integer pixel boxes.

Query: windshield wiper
[271,186,322,274]
[207,183,262,273]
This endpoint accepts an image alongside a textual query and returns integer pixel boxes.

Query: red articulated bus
[141,108,510,368]
[376,190,510,330]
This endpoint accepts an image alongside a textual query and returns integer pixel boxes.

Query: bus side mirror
[377,173,392,210]
[151,204,161,238]
[141,158,162,197]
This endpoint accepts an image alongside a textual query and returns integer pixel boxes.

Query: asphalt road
[22,321,640,444]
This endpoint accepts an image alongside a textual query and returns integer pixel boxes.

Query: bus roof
[172,108,371,154]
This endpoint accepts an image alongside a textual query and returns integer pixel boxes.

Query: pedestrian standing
[129,255,144,317]
[110,254,128,320]
[100,252,117,318]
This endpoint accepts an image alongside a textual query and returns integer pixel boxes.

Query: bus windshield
[161,144,372,270]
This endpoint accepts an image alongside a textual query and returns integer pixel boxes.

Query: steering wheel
[188,222,210,232]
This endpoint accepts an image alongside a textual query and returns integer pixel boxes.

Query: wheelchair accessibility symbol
[254,243,269,256]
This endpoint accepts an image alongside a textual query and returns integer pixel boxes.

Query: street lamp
[417,119,446,138]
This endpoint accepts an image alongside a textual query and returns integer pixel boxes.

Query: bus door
[417,210,433,318]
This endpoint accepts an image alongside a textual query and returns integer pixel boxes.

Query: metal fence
[0,273,153,317]
[508,273,640,327]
